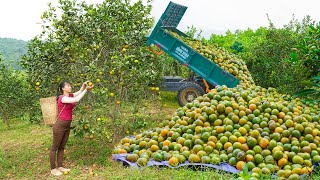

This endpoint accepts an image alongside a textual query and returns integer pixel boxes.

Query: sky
[0,0,319,41]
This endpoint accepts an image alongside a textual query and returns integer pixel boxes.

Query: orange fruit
[247,137,257,148]
[229,157,237,166]
[275,127,284,134]
[163,140,171,147]
[195,126,202,134]
[291,168,302,175]
[281,137,290,144]
[188,154,201,163]
[238,137,246,144]
[242,144,249,152]
[239,111,246,118]
[292,130,301,138]
[261,149,271,157]
[197,150,207,158]
[150,145,159,152]
[273,150,284,160]
[238,127,247,136]
[208,136,218,143]
[225,107,233,114]
[277,170,286,178]
[249,104,257,111]
[295,124,304,133]
[278,112,285,119]
[118,149,127,154]
[137,157,148,166]
[253,145,263,154]
[236,161,245,170]
[224,142,232,150]
[285,119,294,128]
[219,136,229,145]
[239,118,248,126]
[126,154,139,162]
[192,144,203,154]
[245,109,252,115]
[121,137,130,144]
[229,135,238,143]
[158,136,165,142]
[246,154,254,162]
[167,130,174,137]
[259,138,269,149]
[233,142,242,150]
[278,158,288,167]
[271,109,279,116]
[292,155,304,165]
[250,130,260,139]
[138,149,147,156]
[252,167,262,174]
[168,157,179,166]
[160,129,168,137]
[214,119,223,126]
[207,141,216,149]
[216,126,225,133]
[203,122,210,127]
[254,154,264,164]
[177,137,186,145]
[217,104,225,113]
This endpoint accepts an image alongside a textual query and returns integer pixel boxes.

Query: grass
[0,119,236,179]
[159,91,180,108]
[1,91,320,179]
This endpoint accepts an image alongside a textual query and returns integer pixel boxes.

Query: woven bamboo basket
[40,96,58,125]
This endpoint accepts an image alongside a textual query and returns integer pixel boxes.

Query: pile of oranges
[168,31,255,88]
[114,85,320,179]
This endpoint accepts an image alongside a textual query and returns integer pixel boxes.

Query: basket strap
[57,104,66,121]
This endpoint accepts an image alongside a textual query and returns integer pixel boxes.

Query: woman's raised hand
[82,81,89,88]
[86,82,94,90]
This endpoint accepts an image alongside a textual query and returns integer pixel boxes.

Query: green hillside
[0,37,28,69]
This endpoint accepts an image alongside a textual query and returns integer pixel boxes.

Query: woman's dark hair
[56,81,70,99]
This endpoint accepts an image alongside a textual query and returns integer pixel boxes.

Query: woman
[50,81,93,176]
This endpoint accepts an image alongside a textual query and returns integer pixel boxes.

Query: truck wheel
[177,83,205,107]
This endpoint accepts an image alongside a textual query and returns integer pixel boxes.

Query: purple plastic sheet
[112,154,317,179]
[112,153,240,173]
[113,133,317,178]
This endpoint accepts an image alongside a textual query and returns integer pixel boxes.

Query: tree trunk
[2,112,10,127]
[112,124,121,145]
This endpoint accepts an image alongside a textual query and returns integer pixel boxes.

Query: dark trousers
[49,119,71,169]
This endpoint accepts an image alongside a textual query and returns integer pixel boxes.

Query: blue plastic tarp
[113,153,242,173]
[112,154,318,179]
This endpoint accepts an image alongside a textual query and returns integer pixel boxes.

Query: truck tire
[177,83,205,107]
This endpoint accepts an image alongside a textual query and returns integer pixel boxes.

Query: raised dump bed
[146,1,239,88]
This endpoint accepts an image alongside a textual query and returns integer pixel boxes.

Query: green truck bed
[146,1,239,88]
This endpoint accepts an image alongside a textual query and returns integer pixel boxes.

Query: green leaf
[242,163,248,177]
[301,80,316,86]
[294,89,319,97]
[305,36,311,41]
[310,25,316,31]
[290,52,298,61]
[310,76,320,82]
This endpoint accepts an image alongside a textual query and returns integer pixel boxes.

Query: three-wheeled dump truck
[146,1,239,106]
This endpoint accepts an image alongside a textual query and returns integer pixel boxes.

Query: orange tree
[208,17,315,94]
[290,23,320,77]
[0,56,36,126]
[290,23,320,102]
[21,0,162,143]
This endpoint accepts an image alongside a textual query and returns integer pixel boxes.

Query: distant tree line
[0,37,28,69]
